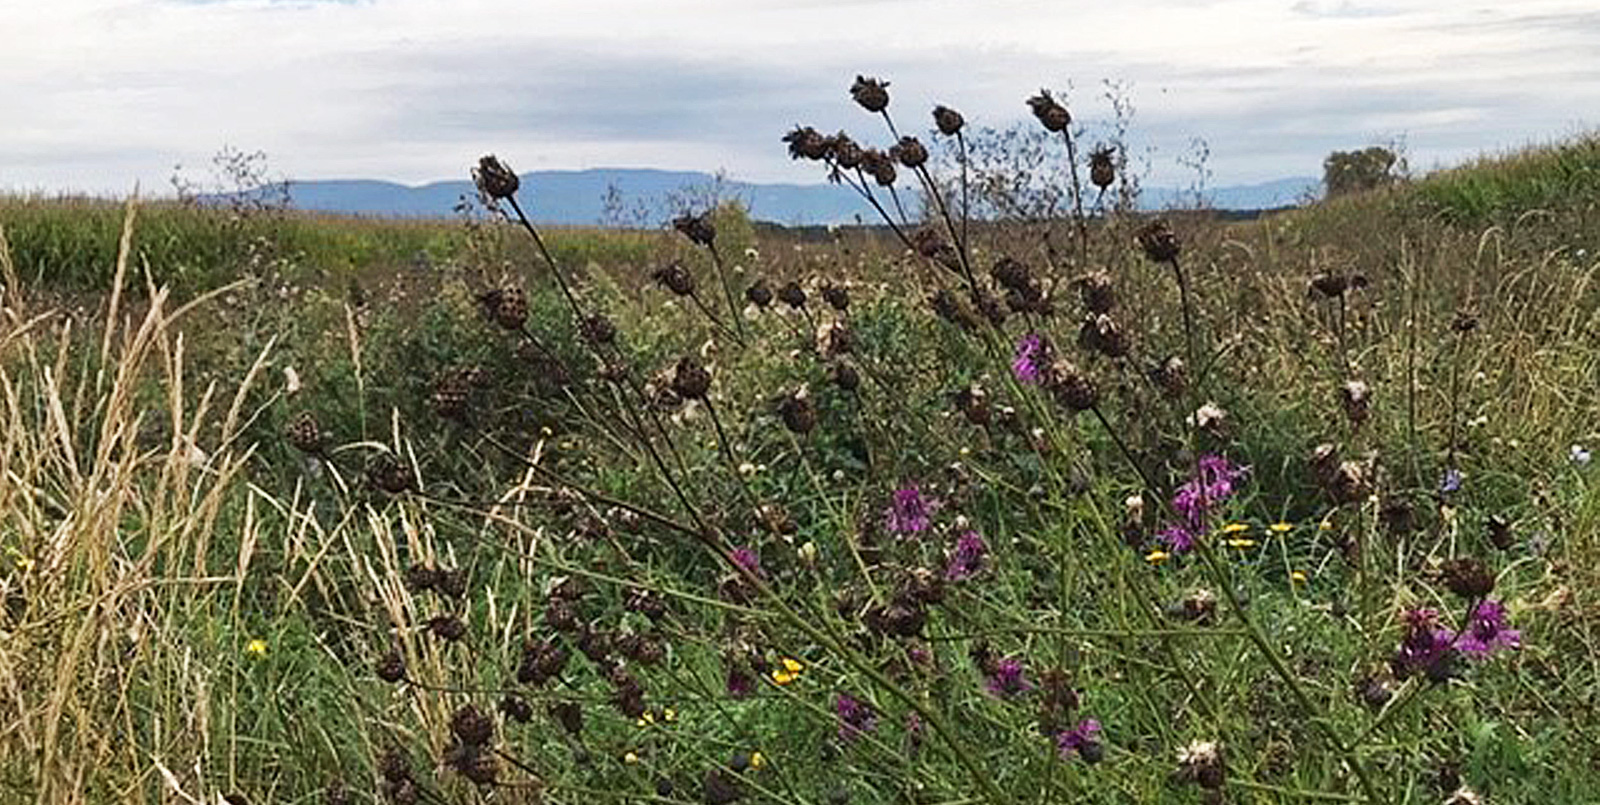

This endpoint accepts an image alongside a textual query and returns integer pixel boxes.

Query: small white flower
[1571,444,1592,465]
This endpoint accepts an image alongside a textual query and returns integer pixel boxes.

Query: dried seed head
[1168,588,1219,624]
[1441,557,1495,598]
[777,387,817,435]
[427,615,468,642]
[1176,740,1225,790]
[366,454,413,495]
[626,589,668,621]
[499,693,533,724]
[759,503,799,536]
[1077,313,1128,359]
[1341,380,1371,426]
[490,285,527,331]
[1188,402,1230,436]
[1310,273,1350,298]
[891,136,928,169]
[517,638,569,686]
[861,148,897,186]
[673,211,717,246]
[912,227,959,271]
[818,321,853,358]
[1486,514,1514,550]
[745,279,774,308]
[378,749,413,783]
[954,384,991,426]
[547,700,584,736]
[1356,674,1395,710]
[652,262,697,296]
[831,361,861,392]
[375,650,407,683]
[829,132,864,169]
[1328,459,1371,504]
[1089,146,1116,190]
[974,289,1007,328]
[821,283,850,312]
[444,742,499,787]
[990,257,1033,293]
[432,368,476,420]
[850,75,890,112]
[783,125,830,161]
[1047,360,1099,411]
[671,356,712,400]
[285,411,324,455]
[404,563,440,593]
[1026,90,1071,132]
[1452,310,1478,334]
[777,280,807,309]
[450,704,495,747]
[932,105,965,135]
[473,155,519,201]
[1153,355,1188,398]
[1136,219,1181,263]
[1076,269,1115,313]
[435,567,468,599]
[580,314,617,346]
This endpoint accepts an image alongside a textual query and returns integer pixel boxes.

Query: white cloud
[1,0,1596,195]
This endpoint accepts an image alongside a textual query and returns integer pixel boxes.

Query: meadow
[1,78,1598,805]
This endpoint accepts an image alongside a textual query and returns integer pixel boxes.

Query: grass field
[2,129,1598,805]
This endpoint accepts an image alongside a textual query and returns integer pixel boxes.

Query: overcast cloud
[2,0,1597,195]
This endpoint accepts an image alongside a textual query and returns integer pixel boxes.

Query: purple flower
[945,530,988,580]
[726,664,754,699]
[984,656,1032,698]
[834,693,877,740]
[1440,468,1463,494]
[730,546,761,576]
[1392,608,1457,679]
[1012,334,1045,384]
[1158,454,1248,554]
[885,485,939,535]
[1457,599,1520,657]
[1055,719,1102,760]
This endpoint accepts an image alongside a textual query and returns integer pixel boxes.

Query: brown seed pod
[783,125,830,161]
[991,257,1033,293]
[472,155,519,200]
[1136,219,1181,263]
[1026,90,1071,132]
[1310,273,1350,299]
[891,136,928,169]
[1077,313,1128,359]
[671,356,712,400]
[1089,146,1116,190]
[499,693,533,723]
[652,262,696,296]
[673,211,717,246]
[285,411,324,455]
[1153,355,1188,398]
[1441,557,1495,598]
[932,105,965,136]
[850,75,890,112]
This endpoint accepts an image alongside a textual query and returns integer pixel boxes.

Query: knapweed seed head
[861,148,897,186]
[285,411,324,455]
[671,356,712,400]
[831,361,861,392]
[473,155,519,201]
[1076,269,1115,313]
[652,262,696,296]
[1089,146,1116,190]
[783,125,830,161]
[1026,90,1071,132]
[1077,313,1128,359]
[499,693,533,724]
[673,211,717,246]
[745,278,774,308]
[891,136,928,168]
[365,453,413,495]
[1341,379,1371,426]
[829,132,864,169]
[580,314,617,346]
[1486,514,1514,550]
[1176,740,1226,790]
[375,650,406,683]
[450,704,494,747]
[850,75,890,112]
[777,280,807,309]
[821,282,850,311]
[776,387,816,435]
[1136,219,1181,263]
[933,104,965,135]
[1046,360,1098,412]
[1153,355,1188,398]
[1442,557,1495,599]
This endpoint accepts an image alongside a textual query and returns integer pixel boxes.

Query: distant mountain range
[279,169,1321,226]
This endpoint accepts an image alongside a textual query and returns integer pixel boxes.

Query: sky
[3,0,1598,196]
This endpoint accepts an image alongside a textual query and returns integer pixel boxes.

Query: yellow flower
[663,707,678,723]
[245,639,268,657]
[770,657,804,685]
[1225,538,1257,548]
[623,751,640,765]
[1319,518,1334,532]
[636,711,655,727]
[1291,570,1308,584]
[1220,522,1250,534]
[1269,522,1293,534]
[750,751,766,770]
[1145,550,1170,565]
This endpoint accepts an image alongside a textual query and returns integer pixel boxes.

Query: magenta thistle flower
[1392,608,1457,680]
[1457,599,1520,657]
[984,656,1032,698]
[1012,334,1045,384]
[834,693,877,740]
[1159,454,1249,553]
[1055,719,1103,761]
[945,530,988,580]
[885,485,939,535]
[730,546,761,576]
